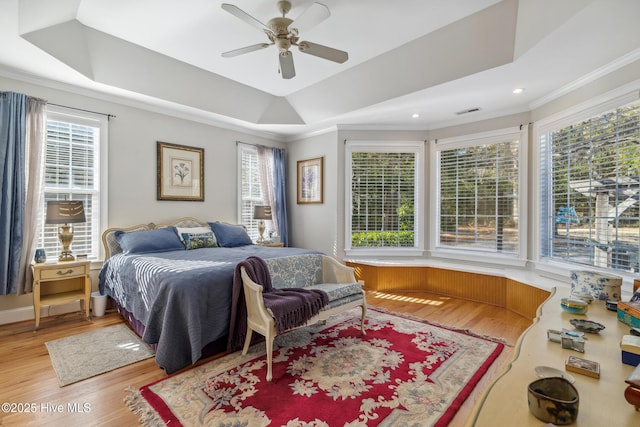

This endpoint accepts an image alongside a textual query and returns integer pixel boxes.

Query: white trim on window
[429,126,527,265]
[534,89,640,275]
[237,143,258,236]
[344,140,425,257]
[39,106,108,261]
[237,142,274,242]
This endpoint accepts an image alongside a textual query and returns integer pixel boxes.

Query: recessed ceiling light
[512,88,525,94]
[411,113,420,118]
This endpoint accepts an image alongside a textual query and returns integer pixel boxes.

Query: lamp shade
[253,205,272,220]
[46,200,86,224]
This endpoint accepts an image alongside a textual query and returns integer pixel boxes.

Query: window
[238,143,270,241]
[539,98,640,273]
[435,130,522,256]
[346,141,424,254]
[37,108,107,261]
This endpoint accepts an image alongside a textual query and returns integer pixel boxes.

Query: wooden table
[32,260,91,330]
[469,287,639,426]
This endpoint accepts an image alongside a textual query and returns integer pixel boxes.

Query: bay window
[346,141,424,255]
[539,97,640,273]
[434,129,523,257]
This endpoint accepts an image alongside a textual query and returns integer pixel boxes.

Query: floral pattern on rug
[130,309,503,427]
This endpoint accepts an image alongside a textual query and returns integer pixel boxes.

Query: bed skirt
[110,297,228,369]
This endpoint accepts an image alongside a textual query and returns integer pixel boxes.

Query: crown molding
[530,48,640,110]
[0,66,287,141]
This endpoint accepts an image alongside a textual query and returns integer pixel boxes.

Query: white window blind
[437,136,520,254]
[238,144,268,241]
[347,142,423,249]
[37,110,103,260]
[540,100,640,272]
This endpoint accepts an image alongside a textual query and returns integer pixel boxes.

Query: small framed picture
[157,141,204,201]
[565,355,600,379]
[297,157,323,204]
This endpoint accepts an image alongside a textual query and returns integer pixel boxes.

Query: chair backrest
[264,254,323,289]
[240,266,273,327]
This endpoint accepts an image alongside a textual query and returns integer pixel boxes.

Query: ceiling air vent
[455,107,481,115]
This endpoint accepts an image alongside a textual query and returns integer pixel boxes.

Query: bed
[98,217,319,373]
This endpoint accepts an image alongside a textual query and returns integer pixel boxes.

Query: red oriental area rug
[126,308,503,426]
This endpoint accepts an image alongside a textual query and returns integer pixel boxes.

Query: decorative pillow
[208,222,253,247]
[175,226,218,247]
[115,228,185,254]
[181,231,218,250]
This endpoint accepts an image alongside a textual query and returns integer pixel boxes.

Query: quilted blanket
[99,245,319,373]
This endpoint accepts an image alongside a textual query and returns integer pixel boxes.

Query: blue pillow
[115,228,185,254]
[208,222,253,247]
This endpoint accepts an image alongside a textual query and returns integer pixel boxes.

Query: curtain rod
[236,141,280,150]
[49,103,116,120]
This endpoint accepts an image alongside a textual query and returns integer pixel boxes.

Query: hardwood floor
[0,290,532,427]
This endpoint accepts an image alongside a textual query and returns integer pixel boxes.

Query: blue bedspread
[98,245,319,373]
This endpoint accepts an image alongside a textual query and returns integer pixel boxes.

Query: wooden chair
[240,264,366,381]
[240,269,280,381]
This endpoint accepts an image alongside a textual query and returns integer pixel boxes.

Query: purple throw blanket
[227,256,329,352]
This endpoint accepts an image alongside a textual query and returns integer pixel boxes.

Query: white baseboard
[0,301,83,326]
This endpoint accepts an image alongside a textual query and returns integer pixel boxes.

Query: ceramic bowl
[561,298,588,315]
[570,319,606,334]
[571,292,594,304]
[534,366,576,383]
[527,377,579,425]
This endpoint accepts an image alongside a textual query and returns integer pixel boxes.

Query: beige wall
[286,131,339,257]
[0,76,283,322]
[1,56,638,324]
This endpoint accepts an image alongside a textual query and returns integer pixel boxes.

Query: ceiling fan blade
[279,51,295,79]
[221,43,271,58]
[298,41,348,63]
[221,3,270,33]
[290,2,330,32]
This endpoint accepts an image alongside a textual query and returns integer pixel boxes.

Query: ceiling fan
[221,1,348,79]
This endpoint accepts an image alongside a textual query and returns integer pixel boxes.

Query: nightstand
[32,260,91,330]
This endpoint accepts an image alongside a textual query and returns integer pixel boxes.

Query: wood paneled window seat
[345,259,554,320]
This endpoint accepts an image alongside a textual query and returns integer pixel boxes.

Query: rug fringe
[124,386,165,427]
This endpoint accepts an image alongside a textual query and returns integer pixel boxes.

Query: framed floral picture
[297,157,323,204]
[157,141,204,201]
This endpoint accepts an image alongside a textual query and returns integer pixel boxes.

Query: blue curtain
[0,92,27,295]
[273,148,289,247]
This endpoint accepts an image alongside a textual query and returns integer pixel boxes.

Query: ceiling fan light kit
[221,1,348,79]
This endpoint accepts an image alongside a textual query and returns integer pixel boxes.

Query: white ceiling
[1,0,639,140]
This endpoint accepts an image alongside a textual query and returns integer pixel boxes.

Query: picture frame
[565,355,600,379]
[297,157,323,204]
[157,141,204,201]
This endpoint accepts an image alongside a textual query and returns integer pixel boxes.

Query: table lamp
[46,200,86,262]
[253,205,272,243]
